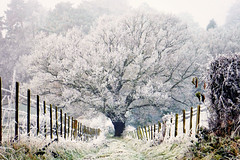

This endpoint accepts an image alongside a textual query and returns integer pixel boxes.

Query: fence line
[0,77,101,145]
[127,104,209,141]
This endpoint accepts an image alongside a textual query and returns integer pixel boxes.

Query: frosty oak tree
[21,12,201,136]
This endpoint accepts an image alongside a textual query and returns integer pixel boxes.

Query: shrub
[208,54,240,136]
[185,127,240,159]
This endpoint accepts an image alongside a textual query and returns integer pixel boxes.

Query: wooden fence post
[98,128,100,136]
[144,126,148,141]
[136,128,139,139]
[27,89,31,137]
[139,127,143,140]
[88,127,90,140]
[64,113,67,139]
[151,125,153,140]
[37,95,40,136]
[154,124,156,139]
[190,107,193,136]
[183,110,186,134]
[196,105,201,134]
[163,121,166,138]
[71,117,74,139]
[74,120,77,140]
[15,82,19,141]
[78,122,80,138]
[89,128,91,138]
[68,116,70,138]
[43,101,46,138]
[83,125,86,141]
[55,106,58,140]
[0,77,2,145]
[141,127,144,139]
[85,127,88,141]
[80,123,82,140]
[158,121,161,133]
[169,118,172,137]
[148,126,151,140]
[50,104,53,139]
[137,127,140,139]
[91,128,93,138]
[60,109,63,137]
[175,114,178,137]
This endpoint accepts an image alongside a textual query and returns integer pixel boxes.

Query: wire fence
[0,77,101,145]
[126,104,209,141]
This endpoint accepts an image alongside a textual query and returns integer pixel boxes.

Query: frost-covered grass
[0,134,106,160]
[0,134,194,160]
[83,136,193,160]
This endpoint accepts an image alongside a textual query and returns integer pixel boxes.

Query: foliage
[208,54,240,136]
[185,127,240,159]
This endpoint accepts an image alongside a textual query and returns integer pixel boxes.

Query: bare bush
[208,53,240,136]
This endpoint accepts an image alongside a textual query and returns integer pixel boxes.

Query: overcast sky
[0,0,237,28]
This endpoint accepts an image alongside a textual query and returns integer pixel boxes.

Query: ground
[0,135,193,159]
[82,137,191,160]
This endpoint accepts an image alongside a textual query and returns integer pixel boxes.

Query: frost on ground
[0,134,192,160]
[82,137,192,160]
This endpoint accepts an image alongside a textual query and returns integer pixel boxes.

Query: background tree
[20,12,203,136]
[42,0,130,34]
[4,0,26,41]
[1,0,129,88]
[205,24,240,58]
[206,19,217,31]
[226,1,240,25]
[0,0,45,88]
[42,2,85,34]
[0,0,28,88]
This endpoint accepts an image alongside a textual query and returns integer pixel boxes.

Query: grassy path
[82,137,191,160]
[83,138,146,159]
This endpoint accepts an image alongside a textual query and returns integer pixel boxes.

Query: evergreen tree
[43,2,104,34]
[1,0,31,88]
[206,19,217,31]
[4,0,26,41]
[24,0,46,39]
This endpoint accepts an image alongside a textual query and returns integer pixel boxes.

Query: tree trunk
[112,121,125,137]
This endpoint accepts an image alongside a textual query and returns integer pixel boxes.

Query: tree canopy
[20,12,204,136]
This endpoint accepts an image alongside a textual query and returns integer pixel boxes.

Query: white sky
[0,0,237,28]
